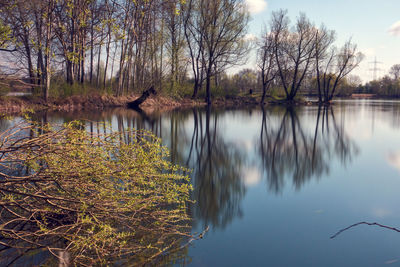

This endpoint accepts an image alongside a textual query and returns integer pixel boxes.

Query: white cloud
[361,47,376,57]
[244,33,257,41]
[388,21,400,36]
[245,0,267,14]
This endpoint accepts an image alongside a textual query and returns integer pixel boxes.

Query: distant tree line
[357,64,400,97]
[0,0,249,103]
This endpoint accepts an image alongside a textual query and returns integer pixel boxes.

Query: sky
[242,0,400,82]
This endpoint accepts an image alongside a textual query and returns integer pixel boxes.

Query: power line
[369,57,383,81]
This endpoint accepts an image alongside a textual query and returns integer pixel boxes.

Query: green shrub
[0,120,192,265]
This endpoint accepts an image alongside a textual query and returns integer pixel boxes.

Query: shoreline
[0,94,205,115]
[0,94,266,115]
[1,94,394,116]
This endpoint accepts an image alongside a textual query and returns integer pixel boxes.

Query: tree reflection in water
[29,106,357,229]
[187,107,246,229]
[102,108,247,229]
[0,105,362,264]
[258,106,358,193]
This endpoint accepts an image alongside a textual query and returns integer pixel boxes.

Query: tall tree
[270,10,316,102]
[389,64,400,81]
[182,0,205,98]
[314,25,335,103]
[314,39,364,103]
[258,27,277,104]
[44,0,55,101]
[185,0,249,104]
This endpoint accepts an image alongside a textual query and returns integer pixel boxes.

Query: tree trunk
[44,0,52,102]
[192,81,199,99]
[23,33,35,92]
[89,4,94,84]
[80,32,85,84]
[96,27,103,87]
[103,26,111,88]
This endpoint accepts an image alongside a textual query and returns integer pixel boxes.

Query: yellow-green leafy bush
[0,120,192,266]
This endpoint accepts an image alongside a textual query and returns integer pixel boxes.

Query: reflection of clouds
[385,259,399,265]
[371,207,392,219]
[242,166,261,187]
[346,126,372,141]
[233,138,253,152]
[386,151,400,173]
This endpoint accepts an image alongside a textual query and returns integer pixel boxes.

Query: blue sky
[243,0,400,82]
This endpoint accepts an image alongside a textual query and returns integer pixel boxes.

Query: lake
[1,99,400,266]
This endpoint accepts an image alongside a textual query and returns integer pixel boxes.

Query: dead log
[127,86,157,109]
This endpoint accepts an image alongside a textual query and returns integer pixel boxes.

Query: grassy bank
[0,92,271,115]
[0,90,323,116]
[0,94,204,114]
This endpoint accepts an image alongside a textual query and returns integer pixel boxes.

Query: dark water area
[2,99,400,266]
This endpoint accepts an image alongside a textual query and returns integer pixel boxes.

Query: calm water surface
[2,99,400,266]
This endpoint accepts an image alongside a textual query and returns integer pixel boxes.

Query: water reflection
[188,108,246,229]
[51,106,361,229]
[258,106,357,193]
[1,106,360,218]
[3,101,390,265]
[107,108,247,230]
[0,105,361,229]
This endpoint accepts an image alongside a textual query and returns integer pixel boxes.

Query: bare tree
[182,0,205,98]
[165,0,185,92]
[270,10,316,102]
[315,39,364,103]
[0,0,40,89]
[43,0,55,101]
[314,25,336,102]
[185,0,249,104]
[389,64,400,80]
[258,27,276,104]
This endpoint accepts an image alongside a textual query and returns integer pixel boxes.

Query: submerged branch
[331,221,400,239]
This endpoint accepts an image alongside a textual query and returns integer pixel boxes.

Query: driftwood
[127,86,157,109]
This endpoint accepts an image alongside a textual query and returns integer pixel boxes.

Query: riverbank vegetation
[0,0,367,106]
[258,10,363,104]
[354,64,400,97]
[0,117,193,265]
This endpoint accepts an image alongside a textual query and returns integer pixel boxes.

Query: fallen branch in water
[127,86,157,109]
[179,226,210,250]
[330,221,400,239]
